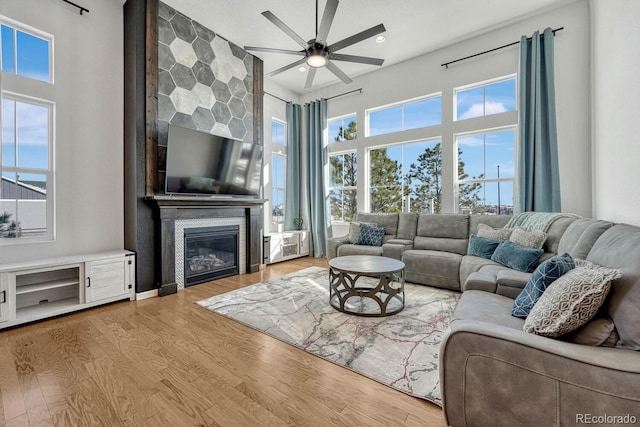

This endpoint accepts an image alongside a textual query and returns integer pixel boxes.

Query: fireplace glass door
[184,225,239,286]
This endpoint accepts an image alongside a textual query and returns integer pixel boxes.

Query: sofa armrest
[326,236,350,260]
[440,320,640,427]
[382,239,413,260]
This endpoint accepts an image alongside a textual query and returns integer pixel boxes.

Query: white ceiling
[163,0,576,95]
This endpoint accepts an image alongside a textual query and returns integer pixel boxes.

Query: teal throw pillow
[467,235,501,259]
[491,240,544,273]
[512,252,575,318]
[356,223,385,246]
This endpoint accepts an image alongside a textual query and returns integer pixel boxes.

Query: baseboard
[135,289,159,300]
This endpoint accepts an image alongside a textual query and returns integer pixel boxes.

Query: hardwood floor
[0,257,447,426]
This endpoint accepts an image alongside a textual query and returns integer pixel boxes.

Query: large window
[328,152,357,222]
[1,18,54,242]
[328,114,356,143]
[368,139,442,214]
[272,118,285,146]
[456,128,515,214]
[455,77,516,121]
[270,118,286,227]
[366,95,441,137]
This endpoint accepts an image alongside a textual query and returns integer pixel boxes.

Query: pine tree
[329,121,358,221]
[369,148,403,213]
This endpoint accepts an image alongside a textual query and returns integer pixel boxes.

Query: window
[328,152,357,222]
[271,154,285,226]
[272,118,286,146]
[328,114,356,143]
[1,18,54,242]
[456,128,515,214]
[368,139,442,214]
[367,95,441,137]
[1,23,52,82]
[455,77,516,121]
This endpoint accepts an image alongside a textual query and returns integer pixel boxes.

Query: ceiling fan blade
[325,60,353,85]
[266,58,307,77]
[304,67,318,89]
[244,46,305,56]
[262,11,308,49]
[315,0,339,45]
[328,23,386,53]
[329,53,384,66]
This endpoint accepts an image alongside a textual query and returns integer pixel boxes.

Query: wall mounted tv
[165,125,262,198]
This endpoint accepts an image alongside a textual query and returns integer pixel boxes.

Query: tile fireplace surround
[150,196,264,296]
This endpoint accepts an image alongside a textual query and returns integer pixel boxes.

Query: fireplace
[183,225,239,286]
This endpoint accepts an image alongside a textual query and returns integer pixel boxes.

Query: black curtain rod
[60,0,89,15]
[441,27,564,69]
[264,87,362,104]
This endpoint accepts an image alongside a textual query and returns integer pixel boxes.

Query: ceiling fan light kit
[245,0,385,88]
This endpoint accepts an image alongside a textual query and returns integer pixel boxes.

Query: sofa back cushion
[469,215,511,235]
[557,218,614,260]
[414,214,469,255]
[396,212,419,240]
[585,224,640,350]
[355,213,399,242]
[542,216,578,253]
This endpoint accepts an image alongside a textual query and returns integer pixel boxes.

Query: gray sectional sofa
[327,212,640,426]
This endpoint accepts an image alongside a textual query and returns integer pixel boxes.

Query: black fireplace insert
[183,225,239,286]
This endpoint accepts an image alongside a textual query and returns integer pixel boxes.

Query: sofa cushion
[523,264,622,337]
[469,215,511,235]
[459,256,503,287]
[557,218,614,259]
[396,212,419,241]
[403,249,462,290]
[585,224,640,350]
[417,214,469,239]
[337,244,383,257]
[355,223,385,246]
[511,253,575,318]
[453,290,526,330]
[509,227,548,249]
[356,213,398,237]
[563,317,619,347]
[491,241,543,273]
[477,223,513,240]
[467,235,501,259]
[414,236,468,255]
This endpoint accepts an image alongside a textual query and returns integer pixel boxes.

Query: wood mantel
[148,197,265,296]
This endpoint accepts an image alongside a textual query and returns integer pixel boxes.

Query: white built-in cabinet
[267,231,310,263]
[0,250,135,329]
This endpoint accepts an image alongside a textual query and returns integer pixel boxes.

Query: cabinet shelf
[16,297,80,320]
[16,279,79,295]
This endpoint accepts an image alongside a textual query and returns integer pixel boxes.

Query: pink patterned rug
[197,266,459,406]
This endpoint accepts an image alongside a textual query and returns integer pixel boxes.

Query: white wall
[591,0,640,226]
[0,0,124,262]
[302,0,592,218]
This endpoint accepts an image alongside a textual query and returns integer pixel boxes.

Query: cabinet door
[85,257,128,303]
[0,273,15,323]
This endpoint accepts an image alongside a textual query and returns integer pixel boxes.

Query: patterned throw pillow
[509,226,548,249]
[523,264,623,337]
[355,223,385,246]
[467,235,501,259]
[477,224,513,240]
[348,222,377,244]
[512,253,575,318]
[491,240,544,272]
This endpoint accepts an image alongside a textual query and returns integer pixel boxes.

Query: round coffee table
[328,255,405,317]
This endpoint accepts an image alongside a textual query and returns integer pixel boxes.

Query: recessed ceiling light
[375,35,386,43]
[298,66,307,72]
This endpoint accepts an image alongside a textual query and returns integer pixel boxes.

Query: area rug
[196,266,460,406]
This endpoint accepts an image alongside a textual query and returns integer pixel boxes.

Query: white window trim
[453,74,516,122]
[365,92,442,137]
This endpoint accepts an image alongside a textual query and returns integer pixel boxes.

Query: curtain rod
[441,27,564,69]
[264,87,363,104]
[60,0,89,15]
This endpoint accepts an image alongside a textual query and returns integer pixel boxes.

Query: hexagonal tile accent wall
[158,2,254,143]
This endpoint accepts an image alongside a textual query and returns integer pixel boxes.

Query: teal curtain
[304,99,328,257]
[517,27,561,212]
[284,102,301,231]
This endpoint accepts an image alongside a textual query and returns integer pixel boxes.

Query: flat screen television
[165,125,262,197]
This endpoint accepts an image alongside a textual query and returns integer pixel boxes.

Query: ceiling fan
[244,0,386,89]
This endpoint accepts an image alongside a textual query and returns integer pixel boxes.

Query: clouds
[458,101,508,120]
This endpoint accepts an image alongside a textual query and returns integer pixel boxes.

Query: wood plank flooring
[0,257,446,426]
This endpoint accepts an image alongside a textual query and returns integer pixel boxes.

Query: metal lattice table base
[328,256,405,317]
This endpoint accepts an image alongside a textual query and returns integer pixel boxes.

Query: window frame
[453,74,516,122]
[270,152,286,227]
[327,149,357,223]
[271,117,286,148]
[0,16,54,84]
[454,125,517,215]
[365,92,442,137]
[327,113,357,144]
